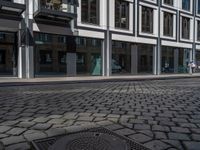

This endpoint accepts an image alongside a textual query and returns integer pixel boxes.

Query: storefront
[0,32,18,76]
[195,50,200,73]
[112,41,131,75]
[34,32,102,76]
[112,41,154,75]
[137,44,153,74]
[161,47,190,74]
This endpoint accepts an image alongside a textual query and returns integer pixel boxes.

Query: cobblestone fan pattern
[0,78,200,150]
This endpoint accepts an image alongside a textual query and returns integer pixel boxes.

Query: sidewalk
[0,74,200,85]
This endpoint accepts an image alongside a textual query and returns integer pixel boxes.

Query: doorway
[0,32,17,76]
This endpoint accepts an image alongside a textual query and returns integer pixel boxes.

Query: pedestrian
[188,61,196,75]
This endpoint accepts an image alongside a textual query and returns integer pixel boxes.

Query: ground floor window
[137,44,153,74]
[0,32,17,76]
[112,41,131,74]
[34,32,102,76]
[161,47,190,74]
[76,38,102,76]
[196,50,200,73]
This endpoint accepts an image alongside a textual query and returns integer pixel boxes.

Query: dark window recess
[81,0,99,25]
[35,33,52,43]
[58,36,66,43]
[197,21,200,41]
[115,0,129,29]
[58,51,66,64]
[39,50,53,64]
[198,0,200,14]
[163,12,173,37]
[182,17,190,39]
[164,0,173,6]
[0,33,5,40]
[0,50,5,64]
[182,0,190,11]
[142,6,154,33]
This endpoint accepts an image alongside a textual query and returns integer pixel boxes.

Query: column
[131,44,138,74]
[66,53,76,76]
[174,49,179,73]
[18,0,34,79]
[153,46,157,75]
[189,48,193,74]
[101,40,106,76]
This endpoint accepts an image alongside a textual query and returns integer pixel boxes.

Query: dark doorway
[0,32,18,76]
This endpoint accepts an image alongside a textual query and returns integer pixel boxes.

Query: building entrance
[0,32,17,76]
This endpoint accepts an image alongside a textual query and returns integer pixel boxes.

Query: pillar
[174,49,179,73]
[66,52,76,76]
[131,44,138,74]
[153,46,157,75]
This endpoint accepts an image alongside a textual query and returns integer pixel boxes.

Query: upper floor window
[81,0,99,25]
[197,21,200,41]
[182,17,190,39]
[35,33,52,43]
[0,33,5,40]
[164,0,173,6]
[115,0,129,29]
[163,12,173,37]
[142,6,153,33]
[198,0,200,14]
[182,0,190,11]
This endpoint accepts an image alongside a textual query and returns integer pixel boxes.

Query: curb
[0,75,199,87]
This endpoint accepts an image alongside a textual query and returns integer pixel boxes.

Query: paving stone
[114,128,136,136]
[17,122,36,128]
[162,140,184,149]
[168,133,190,140]
[33,117,49,123]
[191,134,200,141]
[45,128,66,137]
[1,136,26,146]
[24,132,47,141]
[0,134,9,139]
[5,142,31,150]
[134,124,151,130]
[152,125,170,132]
[155,132,167,139]
[76,117,94,122]
[0,126,11,134]
[129,133,152,143]
[48,118,66,124]
[144,140,171,150]
[32,123,52,130]
[171,127,191,133]
[105,124,123,131]
[183,141,200,150]
[6,128,26,136]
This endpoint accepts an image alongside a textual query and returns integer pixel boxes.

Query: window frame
[163,11,174,37]
[115,0,130,30]
[81,0,100,25]
[141,6,154,34]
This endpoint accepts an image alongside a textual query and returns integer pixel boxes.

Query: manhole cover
[32,127,151,150]
[49,132,127,150]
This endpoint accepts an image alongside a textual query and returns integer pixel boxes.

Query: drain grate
[32,127,151,150]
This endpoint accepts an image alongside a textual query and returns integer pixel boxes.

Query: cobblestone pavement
[0,78,200,150]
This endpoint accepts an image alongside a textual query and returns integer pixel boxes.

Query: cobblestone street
[0,78,200,150]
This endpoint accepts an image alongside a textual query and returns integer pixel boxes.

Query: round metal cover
[49,132,127,150]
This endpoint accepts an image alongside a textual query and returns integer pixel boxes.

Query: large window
[142,6,153,33]
[197,21,200,41]
[163,12,173,37]
[198,0,200,14]
[81,0,99,25]
[164,0,173,6]
[182,17,190,39]
[115,0,129,29]
[182,0,190,11]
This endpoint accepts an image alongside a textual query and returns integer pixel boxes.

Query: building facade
[0,0,200,78]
